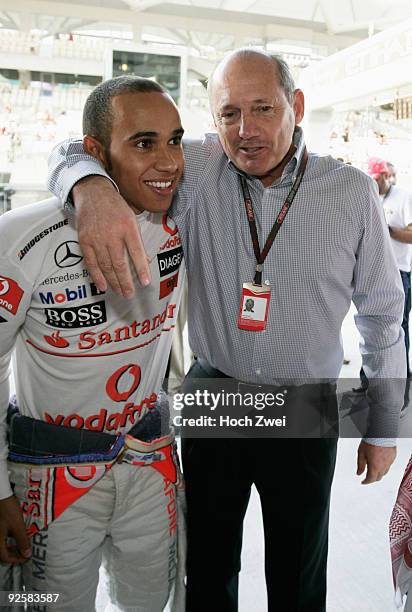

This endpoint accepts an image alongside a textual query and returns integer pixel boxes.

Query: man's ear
[293,89,305,125]
[83,135,107,168]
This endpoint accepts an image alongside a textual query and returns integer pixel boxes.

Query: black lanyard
[239,147,308,285]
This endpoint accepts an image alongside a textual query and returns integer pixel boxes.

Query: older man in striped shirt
[47,49,405,612]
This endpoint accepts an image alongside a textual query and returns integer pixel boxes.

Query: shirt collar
[226,126,306,185]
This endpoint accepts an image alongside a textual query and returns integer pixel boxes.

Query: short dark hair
[208,48,296,105]
[83,76,165,151]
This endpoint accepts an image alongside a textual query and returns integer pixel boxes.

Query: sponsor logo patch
[157,246,183,278]
[0,276,24,315]
[44,300,107,329]
[160,235,181,251]
[39,282,104,305]
[159,271,179,299]
[18,219,69,260]
[54,241,83,269]
[43,331,70,348]
[41,269,89,286]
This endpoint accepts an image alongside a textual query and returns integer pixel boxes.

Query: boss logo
[44,301,107,329]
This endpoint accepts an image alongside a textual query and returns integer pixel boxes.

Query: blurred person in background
[355,157,412,393]
[368,157,412,378]
[387,161,397,185]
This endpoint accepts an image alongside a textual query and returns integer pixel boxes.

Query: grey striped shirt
[48,127,405,387]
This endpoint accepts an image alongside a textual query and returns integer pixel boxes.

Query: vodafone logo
[0,276,24,315]
[0,278,10,296]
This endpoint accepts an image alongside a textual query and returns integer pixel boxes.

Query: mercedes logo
[0,277,10,296]
[54,241,83,269]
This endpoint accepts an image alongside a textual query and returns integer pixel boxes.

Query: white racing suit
[0,198,186,611]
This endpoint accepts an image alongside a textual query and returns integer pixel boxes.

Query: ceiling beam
[123,0,166,11]
[1,0,363,50]
[317,0,335,33]
[1,10,20,29]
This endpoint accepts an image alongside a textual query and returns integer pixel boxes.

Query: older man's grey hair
[207,49,296,106]
[83,75,165,151]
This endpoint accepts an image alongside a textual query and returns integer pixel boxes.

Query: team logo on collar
[54,241,83,269]
[162,214,178,237]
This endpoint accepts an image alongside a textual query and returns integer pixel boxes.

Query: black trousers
[182,361,338,612]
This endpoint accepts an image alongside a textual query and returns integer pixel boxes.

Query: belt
[7,399,180,484]
[196,357,230,378]
[196,357,290,393]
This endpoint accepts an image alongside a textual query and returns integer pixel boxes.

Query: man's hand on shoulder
[0,495,31,564]
[356,440,396,484]
[74,176,151,297]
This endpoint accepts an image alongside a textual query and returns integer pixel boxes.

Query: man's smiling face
[86,91,184,214]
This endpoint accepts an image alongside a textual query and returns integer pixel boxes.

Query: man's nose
[238,112,259,140]
[155,147,178,172]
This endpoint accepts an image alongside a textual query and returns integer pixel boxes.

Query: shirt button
[256,368,261,375]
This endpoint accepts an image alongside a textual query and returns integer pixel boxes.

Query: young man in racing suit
[0,76,185,612]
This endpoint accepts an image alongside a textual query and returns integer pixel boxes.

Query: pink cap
[367,157,389,179]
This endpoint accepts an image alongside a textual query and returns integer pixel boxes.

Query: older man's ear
[293,89,305,125]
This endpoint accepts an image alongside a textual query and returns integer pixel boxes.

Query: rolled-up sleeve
[47,139,117,206]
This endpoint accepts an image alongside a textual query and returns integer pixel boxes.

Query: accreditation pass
[238,282,271,331]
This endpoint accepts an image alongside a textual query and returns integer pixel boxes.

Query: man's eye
[169,136,183,145]
[136,139,152,149]
[219,109,239,122]
[258,106,273,113]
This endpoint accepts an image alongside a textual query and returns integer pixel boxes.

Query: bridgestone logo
[18,219,69,260]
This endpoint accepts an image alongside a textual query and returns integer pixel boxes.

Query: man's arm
[352,178,406,484]
[47,139,150,296]
[389,224,412,243]
[0,213,34,562]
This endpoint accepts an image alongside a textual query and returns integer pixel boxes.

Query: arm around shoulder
[47,139,150,296]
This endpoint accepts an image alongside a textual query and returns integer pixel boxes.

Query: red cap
[367,157,389,179]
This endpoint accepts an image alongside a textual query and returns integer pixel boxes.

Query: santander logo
[43,331,70,348]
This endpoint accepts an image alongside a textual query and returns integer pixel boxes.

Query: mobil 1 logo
[44,301,106,329]
[157,246,183,278]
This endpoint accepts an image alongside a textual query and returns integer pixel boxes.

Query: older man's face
[211,56,304,186]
